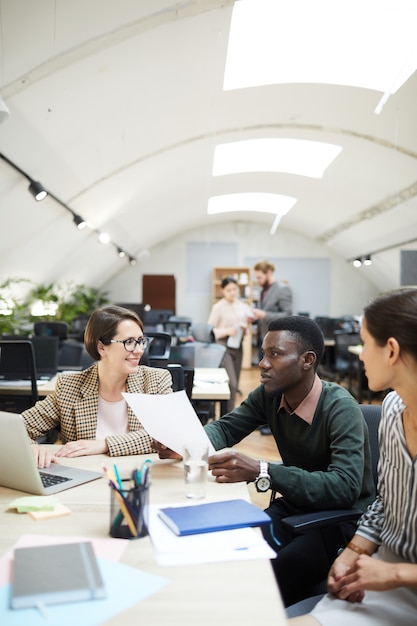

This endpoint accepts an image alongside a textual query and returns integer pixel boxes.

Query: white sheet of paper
[148,504,277,566]
[122,390,216,455]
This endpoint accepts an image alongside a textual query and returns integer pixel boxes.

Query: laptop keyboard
[39,472,71,487]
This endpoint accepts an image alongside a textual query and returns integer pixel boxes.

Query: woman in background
[25,305,172,467]
[208,276,254,411]
[290,287,417,626]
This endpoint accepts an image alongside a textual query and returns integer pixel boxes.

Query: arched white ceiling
[0,0,416,292]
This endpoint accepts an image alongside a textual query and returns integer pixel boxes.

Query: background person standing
[251,260,293,359]
[208,276,254,411]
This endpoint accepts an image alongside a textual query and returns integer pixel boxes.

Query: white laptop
[0,411,103,495]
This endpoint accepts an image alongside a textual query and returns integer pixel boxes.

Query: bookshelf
[212,267,252,305]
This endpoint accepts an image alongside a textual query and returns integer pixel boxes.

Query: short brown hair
[254,260,275,273]
[84,305,143,361]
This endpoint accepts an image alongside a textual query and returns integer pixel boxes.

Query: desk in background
[0,453,286,625]
[0,368,231,407]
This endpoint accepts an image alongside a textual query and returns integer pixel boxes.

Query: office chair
[0,340,38,412]
[31,335,59,378]
[57,340,84,371]
[166,364,185,392]
[284,403,381,617]
[144,332,172,368]
[190,323,215,343]
[163,316,193,341]
[194,342,226,368]
[142,309,174,332]
[333,330,361,385]
[33,321,68,340]
[69,315,89,341]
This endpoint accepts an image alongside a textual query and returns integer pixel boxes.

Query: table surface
[0,367,231,401]
[348,344,362,356]
[0,452,286,625]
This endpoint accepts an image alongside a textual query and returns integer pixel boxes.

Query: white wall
[106,221,379,322]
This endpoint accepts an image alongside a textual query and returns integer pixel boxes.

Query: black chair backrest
[169,343,196,367]
[144,332,172,367]
[34,321,68,341]
[194,342,226,368]
[57,340,84,371]
[183,366,195,400]
[359,403,381,487]
[142,309,174,331]
[333,330,361,374]
[31,335,59,376]
[163,316,192,338]
[166,364,185,392]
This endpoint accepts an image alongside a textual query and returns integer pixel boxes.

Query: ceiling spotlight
[117,248,126,258]
[28,180,47,201]
[364,255,372,266]
[353,258,362,268]
[129,256,137,266]
[73,214,87,230]
[98,232,110,244]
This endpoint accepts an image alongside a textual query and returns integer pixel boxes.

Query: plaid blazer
[22,364,173,456]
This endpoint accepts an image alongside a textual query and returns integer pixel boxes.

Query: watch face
[256,476,271,492]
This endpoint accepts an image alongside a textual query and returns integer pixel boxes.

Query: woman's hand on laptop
[54,439,109,458]
[31,444,61,468]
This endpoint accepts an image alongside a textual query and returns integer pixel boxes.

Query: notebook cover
[158,499,271,536]
[11,541,106,609]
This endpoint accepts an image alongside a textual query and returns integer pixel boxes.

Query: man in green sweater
[205,316,374,608]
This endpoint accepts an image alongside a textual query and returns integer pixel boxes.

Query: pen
[113,463,123,490]
[140,459,152,486]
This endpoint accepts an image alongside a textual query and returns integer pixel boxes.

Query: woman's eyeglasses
[109,337,149,352]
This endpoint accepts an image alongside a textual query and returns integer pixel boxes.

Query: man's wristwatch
[254,460,271,493]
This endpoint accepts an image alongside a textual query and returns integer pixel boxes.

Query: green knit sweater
[205,380,375,512]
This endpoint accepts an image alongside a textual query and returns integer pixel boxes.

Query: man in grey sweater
[251,259,293,349]
[205,316,374,607]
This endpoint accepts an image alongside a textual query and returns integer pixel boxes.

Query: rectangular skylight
[213,138,342,178]
[208,192,296,215]
[208,193,296,235]
[224,0,417,97]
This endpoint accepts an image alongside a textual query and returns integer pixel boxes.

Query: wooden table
[0,453,286,625]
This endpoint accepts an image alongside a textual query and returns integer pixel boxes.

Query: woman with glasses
[24,305,172,467]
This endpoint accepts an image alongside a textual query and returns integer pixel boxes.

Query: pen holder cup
[109,479,150,539]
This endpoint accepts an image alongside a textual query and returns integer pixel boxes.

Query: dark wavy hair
[221,276,238,289]
[363,288,417,359]
[267,315,325,369]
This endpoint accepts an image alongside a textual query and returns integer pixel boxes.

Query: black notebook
[158,499,271,536]
[11,541,106,610]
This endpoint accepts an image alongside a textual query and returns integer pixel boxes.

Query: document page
[123,390,216,456]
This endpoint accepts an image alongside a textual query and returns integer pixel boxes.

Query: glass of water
[183,443,209,499]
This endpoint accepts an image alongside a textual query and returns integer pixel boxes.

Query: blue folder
[158,499,271,536]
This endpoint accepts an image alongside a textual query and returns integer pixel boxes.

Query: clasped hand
[328,554,400,603]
